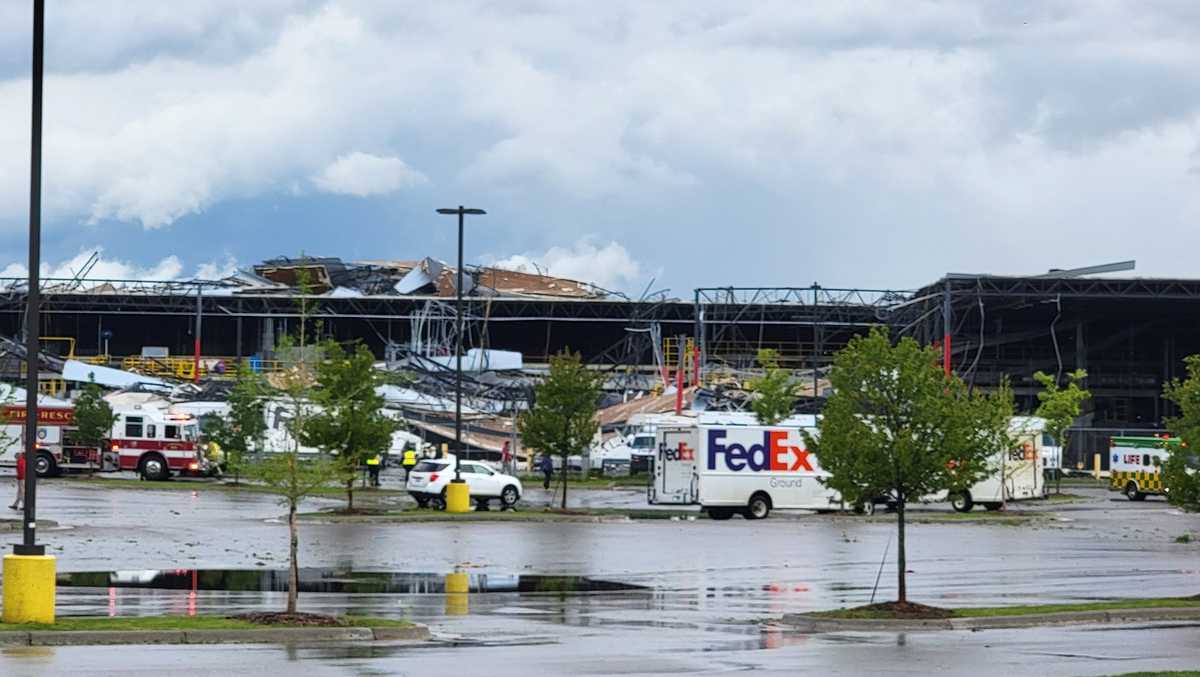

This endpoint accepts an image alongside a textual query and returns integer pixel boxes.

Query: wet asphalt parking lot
[0,472,1198,675]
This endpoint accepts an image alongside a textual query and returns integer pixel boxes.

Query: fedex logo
[707,429,813,472]
[662,442,695,462]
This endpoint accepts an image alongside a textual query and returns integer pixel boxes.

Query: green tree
[747,349,801,425]
[1033,368,1090,492]
[240,269,336,615]
[1162,355,1200,511]
[806,327,1014,605]
[207,362,267,484]
[302,341,397,511]
[73,377,116,451]
[243,411,337,614]
[519,350,601,509]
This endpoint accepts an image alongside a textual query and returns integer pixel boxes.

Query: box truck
[648,415,861,520]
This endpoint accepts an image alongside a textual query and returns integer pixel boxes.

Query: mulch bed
[230,612,346,626]
[849,601,953,619]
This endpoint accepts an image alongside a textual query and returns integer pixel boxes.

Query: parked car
[406,457,523,510]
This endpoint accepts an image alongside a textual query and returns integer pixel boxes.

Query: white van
[942,417,1046,511]
[648,415,853,520]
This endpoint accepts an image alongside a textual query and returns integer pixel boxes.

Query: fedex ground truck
[648,417,852,520]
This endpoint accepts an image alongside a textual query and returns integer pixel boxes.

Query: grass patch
[856,511,1039,525]
[0,615,411,632]
[518,475,649,489]
[1099,673,1200,677]
[58,476,404,499]
[1042,493,1087,502]
[812,597,1200,620]
[1176,534,1193,544]
[1057,476,1107,486]
[298,507,696,523]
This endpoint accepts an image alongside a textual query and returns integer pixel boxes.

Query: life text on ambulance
[1109,435,1179,501]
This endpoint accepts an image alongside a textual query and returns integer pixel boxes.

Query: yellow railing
[118,356,287,379]
[38,378,66,398]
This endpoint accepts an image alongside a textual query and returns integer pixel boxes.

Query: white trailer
[648,416,851,520]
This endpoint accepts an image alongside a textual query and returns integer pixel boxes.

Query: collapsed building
[0,254,1192,469]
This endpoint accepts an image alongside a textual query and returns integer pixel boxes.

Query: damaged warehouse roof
[246,255,613,299]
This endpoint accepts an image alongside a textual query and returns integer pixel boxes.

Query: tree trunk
[346,478,355,512]
[287,500,299,614]
[560,454,568,509]
[896,499,907,604]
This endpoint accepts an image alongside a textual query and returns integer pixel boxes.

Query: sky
[0,1,1199,295]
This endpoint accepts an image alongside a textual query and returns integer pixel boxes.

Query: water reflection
[58,569,646,595]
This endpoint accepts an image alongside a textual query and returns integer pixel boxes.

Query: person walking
[366,453,383,487]
[539,454,554,491]
[9,450,25,511]
[401,448,417,482]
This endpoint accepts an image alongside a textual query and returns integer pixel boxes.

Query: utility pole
[942,282,953,376]
[436,206,486,513]
[193,283,202,383]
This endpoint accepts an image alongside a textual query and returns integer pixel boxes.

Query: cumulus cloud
[491,239,642,291]
[0,247,235,282]
[0,2,1199,285]
[194,253,240,280]
[311,152,427,197]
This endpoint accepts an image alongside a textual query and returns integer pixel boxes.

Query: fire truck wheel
[33,452,57,478]
[744,493,772,520]
[1124,481,1145,501]
[140,454,170,481]
[706,508,734,520]
[951,491,974,513]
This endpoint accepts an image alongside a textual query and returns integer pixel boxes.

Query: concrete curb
[1,623,431,646]
[781,606,1200,632]
[371,625,432,641]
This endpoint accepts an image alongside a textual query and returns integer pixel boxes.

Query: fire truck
[106,393,209,481]
[0,401,106,477]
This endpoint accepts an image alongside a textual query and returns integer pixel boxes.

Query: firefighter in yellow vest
[401,448,418,481]
[366,453,383,487]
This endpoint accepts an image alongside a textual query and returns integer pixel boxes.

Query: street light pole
[436,206,485,512]
[4,0,55,628]
[18,0,45,558]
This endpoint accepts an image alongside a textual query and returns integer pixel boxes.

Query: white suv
[406,458,523,510]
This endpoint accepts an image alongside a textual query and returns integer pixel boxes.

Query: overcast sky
[0,1,1198,294]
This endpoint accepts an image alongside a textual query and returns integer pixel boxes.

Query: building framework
[3,264,1200,468]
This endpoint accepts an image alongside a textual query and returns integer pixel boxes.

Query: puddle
[57,569,646,595]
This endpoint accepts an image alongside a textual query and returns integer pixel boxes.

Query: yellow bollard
[1094,453,1102,480]
[445,480,471,513]
[3,554,56,624]
[445,571,469,594]
[444,571,469,616]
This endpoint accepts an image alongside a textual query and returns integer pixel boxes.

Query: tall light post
[4,0,55,626]
[436,206,485,513]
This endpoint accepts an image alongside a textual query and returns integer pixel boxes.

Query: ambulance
[1109,435,1176,501]
[648,413,855,520]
